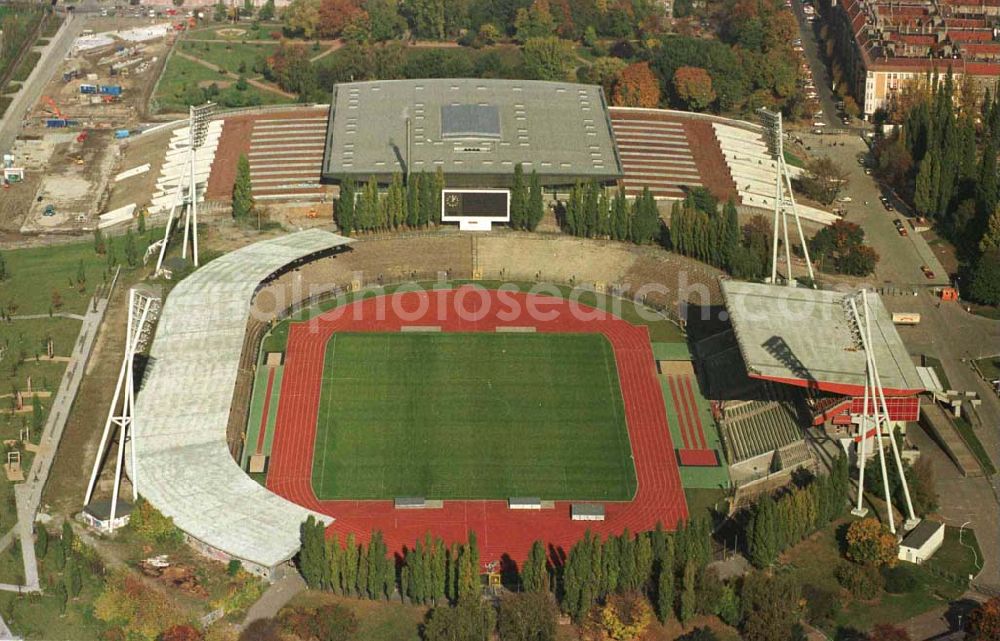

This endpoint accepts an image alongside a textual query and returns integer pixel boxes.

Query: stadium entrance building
[322,79,624,230]
[696,281,927,483]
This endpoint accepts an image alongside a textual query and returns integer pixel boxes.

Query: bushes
[128,498,184,545]
[836,561,884,600]
[881,564,919,594]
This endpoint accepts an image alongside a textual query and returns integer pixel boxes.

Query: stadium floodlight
[83,286,162,528]
[846,290,919,534]
[155,102,216,275]
[756,108,815,287]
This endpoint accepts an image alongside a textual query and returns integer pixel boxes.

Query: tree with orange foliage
[673,66,715,112]
[159,624,203,641]
[968,597,1000,641]
[317,0,367,38]
[868,624,910,641]
[845,518,898,568]
[611,62,660,108]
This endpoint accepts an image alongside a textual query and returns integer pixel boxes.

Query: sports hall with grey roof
[322,79,624,187]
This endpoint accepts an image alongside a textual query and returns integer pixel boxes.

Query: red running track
[266,288,688,564]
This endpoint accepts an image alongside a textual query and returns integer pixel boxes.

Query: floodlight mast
[84,288,162,527]
[846,290,919,534]
[757,108,816,287]
[155,103,215,275]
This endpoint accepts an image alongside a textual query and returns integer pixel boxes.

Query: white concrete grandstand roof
[720,281,924,396]
[134,230,352,570]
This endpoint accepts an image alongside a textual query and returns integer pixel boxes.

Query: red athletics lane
[266,287,688,564]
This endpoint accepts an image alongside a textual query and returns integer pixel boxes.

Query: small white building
[898,520,945,564]
[508,497,542,510]
[571,503,605,521]
[81,499,133,532]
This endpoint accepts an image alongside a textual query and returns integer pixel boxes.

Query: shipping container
[79,84,98,94]
[115,130,130,139]
[99,85,123,96]
[45,119,69,128]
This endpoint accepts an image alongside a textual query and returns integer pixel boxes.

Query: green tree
[35,527,48,559]
[656,555,674,623]
[137,208,146,234]
[93,227,106,255]
[522,37,576,81]
[914,157,934,217]
[124,229,138,268]
[232,153,254,220]
[424,598,496,641]
[259,0,275,19]
[522,540,549,593]
[298,516,326,589]
[343,533,359,595]
[498,591,557,641]
[65,556,82,597]
[527,170,544,231]
[337,177,356,234]
[510,164,527,229]
[31,394,43,431]
[740,572,801,641]
[747,494,778,568]
[53,580,68,615]
[678,560,697,625]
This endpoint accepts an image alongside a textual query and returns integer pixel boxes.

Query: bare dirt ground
[104,124,179,214]
[22,130,120,232]
[26,18,171,130]
[478,234,639,283]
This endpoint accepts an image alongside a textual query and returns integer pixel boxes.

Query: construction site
[1,17,174,235]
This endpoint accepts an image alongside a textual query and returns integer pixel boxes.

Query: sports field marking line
[317,334,337,496]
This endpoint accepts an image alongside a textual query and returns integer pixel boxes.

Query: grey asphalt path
[0,271,117,593]
[240,572,306,629]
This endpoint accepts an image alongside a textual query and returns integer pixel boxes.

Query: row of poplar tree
[558,183,661,245]
[743,453,851,568]
[298,514,721,628]
[334,164,547,235]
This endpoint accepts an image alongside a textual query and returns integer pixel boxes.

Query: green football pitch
[310,332,637,500]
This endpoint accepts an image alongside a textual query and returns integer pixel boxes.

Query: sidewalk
[0,271,119,593]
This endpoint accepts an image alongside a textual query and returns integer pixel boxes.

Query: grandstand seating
[609,108,737,201]
[248,116,326,200]
[149,120,224,214]
[719,383,806,464]
[711,123,839,226]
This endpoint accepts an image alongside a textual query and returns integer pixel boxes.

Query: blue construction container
[114,129,130,139]
[98,85,123,96]
[45,119,69,128]
[79,84,98,94]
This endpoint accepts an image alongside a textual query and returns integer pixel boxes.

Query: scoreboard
[441,189,511,230]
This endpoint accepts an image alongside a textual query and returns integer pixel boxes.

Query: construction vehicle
[43,205,56,217]
[76,131,89,144]
[44,96,65,119]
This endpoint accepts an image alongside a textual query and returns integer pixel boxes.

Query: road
[791,0,1000,592]
[0,13,83,153]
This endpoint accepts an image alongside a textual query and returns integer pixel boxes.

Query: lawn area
[311,332,636,500]
[175,39,278,75]
[953,416,997,476]
[153,52,291,113]
[0,240,109,315]
[684,487,729,524]
[783,519,981,636]
[974,355,1000,382]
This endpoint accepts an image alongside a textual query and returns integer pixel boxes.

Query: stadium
[109,79,929,580]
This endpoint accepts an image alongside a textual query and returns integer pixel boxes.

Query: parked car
[921,265,935,279]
